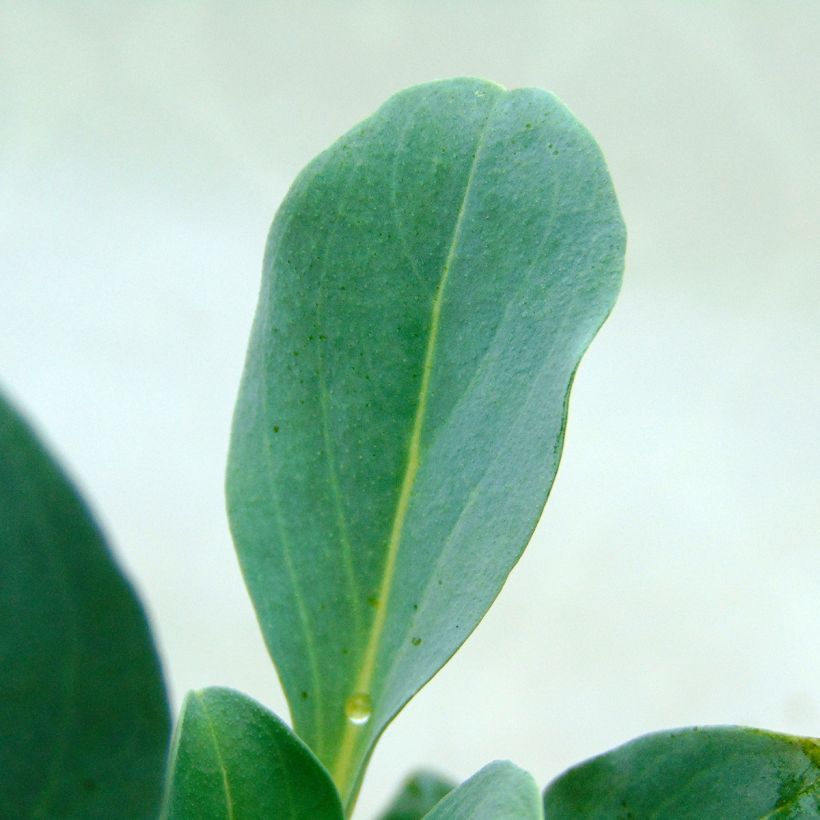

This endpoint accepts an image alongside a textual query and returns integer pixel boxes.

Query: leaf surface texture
[543,726,820,819]
[161,687,343,820]
[425,761,542,819]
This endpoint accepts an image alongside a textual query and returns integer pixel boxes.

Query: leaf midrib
[196,692,236,820]
[329,92,501,798]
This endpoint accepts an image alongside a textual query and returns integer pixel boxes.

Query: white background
[1,3,818,816]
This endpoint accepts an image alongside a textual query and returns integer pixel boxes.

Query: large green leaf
[0,391,170,818]
[543,726,820,818]
[424,761,542,819]
[378,770,455,820]
[227,76,625,802]
[161,687,343,820]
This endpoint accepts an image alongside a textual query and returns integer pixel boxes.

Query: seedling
[1,78,817,819]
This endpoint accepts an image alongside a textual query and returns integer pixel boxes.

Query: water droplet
[344,693,372,725]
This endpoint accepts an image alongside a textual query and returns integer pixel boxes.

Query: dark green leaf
[0,391,170,818]
[424,761,542,819]
[161,687,343,820]
[543,726,820,819]
[227,76,625,802]
[378,770,455,819]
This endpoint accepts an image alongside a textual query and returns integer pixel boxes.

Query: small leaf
[161,687,344,820]
[0,391,170,818]
[542,726,820,819]
[378,770,455,819]
[424,761,542,819]
[227,76,625,803]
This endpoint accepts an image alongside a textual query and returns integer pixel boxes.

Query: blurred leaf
[0,391,170,818]
[161,687,343,819]
[543,726,820,818]
[227,76,625,803]
[424,761,542,819]
[378,770,455,819]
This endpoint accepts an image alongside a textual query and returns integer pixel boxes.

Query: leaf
[0,391,170,818]
[424,761,542,819]
[542,726,820,819]
[161,687,344,820]
[227,76,625,803]
[377,770,455,819]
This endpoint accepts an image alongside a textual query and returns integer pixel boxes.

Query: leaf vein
[196,692,235,820]
[390,100,428,289]
[315,161,367,643]
[329,92,502,793]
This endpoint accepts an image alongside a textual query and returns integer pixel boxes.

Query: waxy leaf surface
[378,770,455,819]
[425,761,542,819]
[543,726,820,818]
[0,392,170,818]
[161,687,343,820]
[227,76,625,802]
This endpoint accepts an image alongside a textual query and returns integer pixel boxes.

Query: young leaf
[377,770,455,820]
[543,726,820,818]
[424,761,542,819]
[0,391,170,818]
[161,687,343,820]
[227,76,625,802]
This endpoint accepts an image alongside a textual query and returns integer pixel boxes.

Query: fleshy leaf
[227,76,625,803]
[161,687,343,819]
[424,761,542,819]
[378,770,455,819]
[0,391,170,818]
[542,726,820,819]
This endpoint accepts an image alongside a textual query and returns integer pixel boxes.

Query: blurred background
[1,2,818,815]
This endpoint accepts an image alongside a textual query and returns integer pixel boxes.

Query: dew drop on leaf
[344,692,372,725]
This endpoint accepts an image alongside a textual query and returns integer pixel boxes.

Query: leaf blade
[161,687,344,820]
[424,761,542,820]
[542,726,820,819]
[227,77,625,801]
[0,391,170,818]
